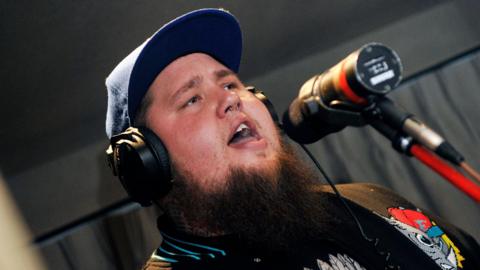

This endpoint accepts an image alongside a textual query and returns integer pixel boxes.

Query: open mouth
[228,121,259,145]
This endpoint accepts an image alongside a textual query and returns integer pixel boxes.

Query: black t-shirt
[147,183,480,270]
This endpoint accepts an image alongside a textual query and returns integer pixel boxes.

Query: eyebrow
[214,69,236,80]
[170,75,202,104]
[169,69,238,105]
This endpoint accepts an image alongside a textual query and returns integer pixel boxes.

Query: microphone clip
[302,94,367,128]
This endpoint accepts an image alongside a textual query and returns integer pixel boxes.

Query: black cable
[298,143,373,240]
[298,143,400,269]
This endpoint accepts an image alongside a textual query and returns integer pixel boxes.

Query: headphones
[106,87,279,206]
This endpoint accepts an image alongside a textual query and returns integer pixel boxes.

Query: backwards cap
[105,8,242,138]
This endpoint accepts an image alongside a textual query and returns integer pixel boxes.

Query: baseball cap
[105,8,242,138]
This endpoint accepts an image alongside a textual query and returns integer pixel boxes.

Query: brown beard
[159,141,339,251]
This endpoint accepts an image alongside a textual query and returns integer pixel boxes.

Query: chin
[233,152,280,175]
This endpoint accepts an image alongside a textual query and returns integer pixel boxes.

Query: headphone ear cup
[107,127,171,206]
[247,86,281,125]
[137,126,172,184]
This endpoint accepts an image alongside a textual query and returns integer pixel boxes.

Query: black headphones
[106,87,279,206]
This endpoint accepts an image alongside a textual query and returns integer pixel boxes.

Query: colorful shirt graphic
[383,207,465,270]
[312,253,366,270]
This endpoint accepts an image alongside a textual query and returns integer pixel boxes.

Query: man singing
[105,8,479,270]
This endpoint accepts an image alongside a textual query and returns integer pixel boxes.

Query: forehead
[165,53,224,72]
[150,53,230,93]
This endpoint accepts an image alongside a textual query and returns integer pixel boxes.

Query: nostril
[224,102,240,114]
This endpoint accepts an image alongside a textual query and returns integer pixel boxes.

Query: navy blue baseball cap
[105,8,242,138]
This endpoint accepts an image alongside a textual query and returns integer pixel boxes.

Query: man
[105,9,479,270]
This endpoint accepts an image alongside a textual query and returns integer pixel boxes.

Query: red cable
[410,144,480,202]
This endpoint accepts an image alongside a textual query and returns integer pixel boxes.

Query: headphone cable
[298,143,399,269]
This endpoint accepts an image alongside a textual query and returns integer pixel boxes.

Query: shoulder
[315,182,415,215]
[337,182,410,202]
[317,182,480,268]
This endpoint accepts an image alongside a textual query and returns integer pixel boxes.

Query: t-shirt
[144,183,480,270]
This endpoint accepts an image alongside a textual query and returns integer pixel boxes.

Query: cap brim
[127,8,242,121]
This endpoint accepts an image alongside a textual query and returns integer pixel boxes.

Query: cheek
[170,130,230,191]
[162,118,227,175]
[248,99,281,147]
[173,126,221,154]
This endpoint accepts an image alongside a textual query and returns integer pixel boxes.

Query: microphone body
[283,43,403,144]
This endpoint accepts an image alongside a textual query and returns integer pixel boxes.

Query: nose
[217,90,242,118]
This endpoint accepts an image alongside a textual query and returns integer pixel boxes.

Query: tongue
[229,128,254,145]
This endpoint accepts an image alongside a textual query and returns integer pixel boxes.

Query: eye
[184,95,201,107]
[223,82,237,91]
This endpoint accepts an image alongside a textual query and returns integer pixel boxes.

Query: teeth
[229,122,255,145]
[235,123,249,133]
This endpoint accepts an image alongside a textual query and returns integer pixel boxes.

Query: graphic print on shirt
[151,232,226,264]
[381,207,465,270]
[308,253,366,270]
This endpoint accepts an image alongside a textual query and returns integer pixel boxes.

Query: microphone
[282,43,403,144]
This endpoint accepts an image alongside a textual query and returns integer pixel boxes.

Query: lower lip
[228,137,267,150]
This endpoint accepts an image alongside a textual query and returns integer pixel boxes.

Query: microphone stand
[363,98,480,202]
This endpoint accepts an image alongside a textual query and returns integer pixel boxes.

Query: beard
[159,140,338,251]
